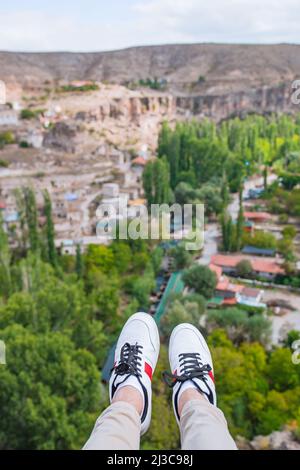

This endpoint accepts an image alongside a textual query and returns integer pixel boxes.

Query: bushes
[266,187,300,217]
[21,109,37,120]
[0,159,9,168]
[59,83,99,93]
[182,265,217,298]
[282,225,297,239]
[160,295,205,337]
[242,231,277,250]
[206,308,271,346]
[0,131,15,147]
[236,260,253,278]
[170,244,193,270]
[208,331,300,438]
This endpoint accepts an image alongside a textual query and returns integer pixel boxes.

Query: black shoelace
[163,352,212,387]
[112,342,143,378]
[111,342,149,423]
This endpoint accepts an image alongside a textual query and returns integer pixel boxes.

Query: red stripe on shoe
[209,370,215,383]
[144,362,153,380]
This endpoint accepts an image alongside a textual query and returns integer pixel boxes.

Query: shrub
[19,141,30,148]
[182,265,217,298]
[282,225,297,240]
[0,159,9,168]
[0,131,15,145]
[236,260,253,278]
[21,109,37,120]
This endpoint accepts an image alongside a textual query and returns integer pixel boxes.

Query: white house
[0,106,18,127]
[237,287,266,308]
[102,183,120,198]
[59,239,76,256]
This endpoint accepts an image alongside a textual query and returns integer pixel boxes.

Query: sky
[0,0,299,52]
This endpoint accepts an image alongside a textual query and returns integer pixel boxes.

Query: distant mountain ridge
[1,43,300,92]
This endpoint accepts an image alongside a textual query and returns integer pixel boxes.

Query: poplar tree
[43,190,57,267]
[23,187,39,253]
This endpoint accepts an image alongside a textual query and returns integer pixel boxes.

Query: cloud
[0,1,299,52]
[132,0,300,44]
[0,9,139,52]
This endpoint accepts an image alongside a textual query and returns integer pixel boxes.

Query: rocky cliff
[1,43,300,120]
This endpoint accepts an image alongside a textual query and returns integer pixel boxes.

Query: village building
[56,239,77,256]
[0,105,19,127]
[3,211,19,232]
[19,129,44,149]
[128,198,147,218]
[209,263,266,308]
[241,245,276,257]
[131,156,147,184]
[244,211,272,224]
[245,187,264,200]
[102,183,120,198]
[211,254,284,280]
[236,287,265,308]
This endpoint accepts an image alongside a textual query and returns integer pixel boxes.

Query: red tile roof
[244,211,272,221]
[216,278,230,290]
[216,278,244,294]
[252,259,284,275]
[131,156,147,166]
[209,263,222,280]
[0,201,6,210]
[211,254,242,269]
[241,287,261,298]
[228,283,244,293]
[211,254,284,275]
[223,297,238,305]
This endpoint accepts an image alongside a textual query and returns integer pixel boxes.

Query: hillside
[1,43,300,93]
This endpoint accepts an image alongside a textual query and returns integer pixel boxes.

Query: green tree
[0,324,102,450]
[182,265,217,299]
[0,211,12,297]
[282,225,297,240]
[23,187,39,253]
[221,212,235,252]
[111,241,132,274]
[267,348,300,391]
[84,245,115,274]
[170,244,192,270]
[243,230,277,250]
[143,158,171,205]
[236,259,253,278]
[236,197,244,251]
[43,190,57,267]
[75,244,83,279]
[206,308,271,346]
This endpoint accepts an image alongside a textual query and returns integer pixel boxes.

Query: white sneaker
[164,323,216,425]
[109,312,160,435]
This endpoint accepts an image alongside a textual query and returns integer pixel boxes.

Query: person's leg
[179,389,237,450]
[164,323,237,450]
[83,312,160,450]
[83,386,142,450]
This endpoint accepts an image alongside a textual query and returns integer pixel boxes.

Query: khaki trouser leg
[180,399,237,450]
[83,402,141,450]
